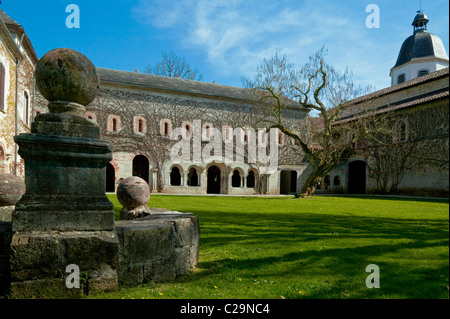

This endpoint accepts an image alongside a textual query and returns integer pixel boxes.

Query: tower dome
[390,12,449,86]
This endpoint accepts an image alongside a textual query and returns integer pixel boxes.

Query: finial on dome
[412,11,429,34]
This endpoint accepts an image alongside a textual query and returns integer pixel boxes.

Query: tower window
[418,69,429,77]
[397,74,405,84]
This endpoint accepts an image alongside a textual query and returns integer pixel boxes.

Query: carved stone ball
[0,173,26,206]
[35,48,99,106]
[117,176,151,209]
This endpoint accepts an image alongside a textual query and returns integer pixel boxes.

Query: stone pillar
[9,48,118,298]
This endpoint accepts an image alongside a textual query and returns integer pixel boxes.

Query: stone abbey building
[1,9,449,196]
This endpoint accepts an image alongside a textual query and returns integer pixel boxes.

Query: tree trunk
[300,170,321,197]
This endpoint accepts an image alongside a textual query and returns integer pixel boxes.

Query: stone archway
[132,155,149,184]
[106,163,116,192]
[187,167,199,186]
[207,165,221,194]
[348,160,367,194]
[170,166,182,186]
[280,170,297,194]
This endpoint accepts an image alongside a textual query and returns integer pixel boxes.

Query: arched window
[170,166,182,186]
[164,122,169,136]
[133,116,146,134]
[247,170,256,188]
[112,118,117,131]
[187,167,199,186]
[205,125,211,138]
[108,115,121,132]
[24,92,29,125]
[397,73,406,84]
[232,170,241,188]
[418,69,429,77]
[0,62,5,112]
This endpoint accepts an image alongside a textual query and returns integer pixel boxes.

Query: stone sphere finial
[35,48,99,115]
[0,173,25,206]
[117,176,152,220]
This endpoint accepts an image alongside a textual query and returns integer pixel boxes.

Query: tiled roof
[0,9,21,27]
[334,89,449,124]
[345,68,449,106]
[97,67,299,106]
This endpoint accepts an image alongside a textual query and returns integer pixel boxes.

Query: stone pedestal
[8,48,119,298]
[115,211,199,287]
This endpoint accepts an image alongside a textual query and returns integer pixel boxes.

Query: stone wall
[115,211,199,287]
[0,210,200,298]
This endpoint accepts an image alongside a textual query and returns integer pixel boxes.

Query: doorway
[106,163,115,192]
[348,160,367,194]
[280,170,297,194]
[207,165,221,194]
[132,155,149,184]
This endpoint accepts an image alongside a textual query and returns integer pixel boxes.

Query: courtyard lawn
[91,195,449,299]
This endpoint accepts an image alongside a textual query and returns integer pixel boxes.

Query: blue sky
[1,0,449,91]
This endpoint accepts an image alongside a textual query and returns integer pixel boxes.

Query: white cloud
[132,0,446,91]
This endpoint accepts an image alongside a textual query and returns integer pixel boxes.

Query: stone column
[9,48,118,298]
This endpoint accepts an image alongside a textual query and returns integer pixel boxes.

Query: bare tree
[145,51,203,81]
[243,49,375,196]
[91,88,203,192]
[367,103,449,194]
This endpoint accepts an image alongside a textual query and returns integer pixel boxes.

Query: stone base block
[114,212,200,286]
[9,230,118,298]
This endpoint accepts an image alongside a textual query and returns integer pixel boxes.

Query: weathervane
[417,0,423,13]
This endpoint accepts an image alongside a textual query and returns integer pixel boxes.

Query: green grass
[90,195,449,299]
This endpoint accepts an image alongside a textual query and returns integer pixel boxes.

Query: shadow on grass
[198,212,449,247]
[186,212,449,298]
[318,194,449,204]
[107,194,448,298]
[189,238,449,299]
